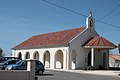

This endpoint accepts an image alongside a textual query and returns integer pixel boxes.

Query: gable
[13,27,85,49]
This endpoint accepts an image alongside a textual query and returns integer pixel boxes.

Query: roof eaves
[83,46,116,49]
[12,44,69,50]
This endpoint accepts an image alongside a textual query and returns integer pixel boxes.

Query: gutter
[12,44,69,50]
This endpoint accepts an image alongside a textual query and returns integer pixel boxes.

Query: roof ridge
[34,27,85,36]
[91,36,100,46]
[100,37,107,46]
[96,36,101,46]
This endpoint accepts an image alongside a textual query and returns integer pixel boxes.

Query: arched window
[71,50,76,69]
[18,52,22,59]
[34,51,39,60]
[44,51,50,68]
[55,50,63,69]
[26,52,30,59]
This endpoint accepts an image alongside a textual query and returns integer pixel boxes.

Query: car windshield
[3,59,11,64]
[2,59,17,65]
[16,60,24,65]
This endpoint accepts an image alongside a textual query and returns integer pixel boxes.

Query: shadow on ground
[36,73,54,76]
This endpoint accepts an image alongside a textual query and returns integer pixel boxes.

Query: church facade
[12,13,116,70]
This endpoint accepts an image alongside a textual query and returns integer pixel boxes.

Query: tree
[0,48,3,57]
[118,44,120,54]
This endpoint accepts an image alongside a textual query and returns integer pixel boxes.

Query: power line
[96,19,120,29]
[41,0,87,17]
[98,3,120,21]
[41,0,120,29]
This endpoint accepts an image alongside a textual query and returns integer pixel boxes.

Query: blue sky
[0,0,120,56]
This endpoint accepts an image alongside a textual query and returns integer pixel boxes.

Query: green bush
[83,66,95,70]
[87,66,94,70]
[83,67,87,70]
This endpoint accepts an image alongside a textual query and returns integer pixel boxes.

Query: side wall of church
[12,47,69,70]
[69,27,98,69]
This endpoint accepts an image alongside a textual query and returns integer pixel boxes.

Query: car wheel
[2,67,5,70]
[38,69,43,75]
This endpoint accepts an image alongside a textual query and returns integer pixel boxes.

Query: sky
[0,0,120,56]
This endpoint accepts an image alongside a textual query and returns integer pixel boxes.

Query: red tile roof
[84,36,116,48]
[13,27,85,49]
[110,54,120,61]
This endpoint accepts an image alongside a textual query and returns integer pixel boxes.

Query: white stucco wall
[12,47,69,70]
[94,50,109,69]
[94,49,102,69]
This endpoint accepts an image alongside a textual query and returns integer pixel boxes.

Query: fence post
[26,59,36,80]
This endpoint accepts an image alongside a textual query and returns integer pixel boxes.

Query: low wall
[0,70,29,80]
[0,59,37,80]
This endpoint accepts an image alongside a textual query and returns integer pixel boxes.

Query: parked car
[0,59,21,70]
[0,57,21,63]
[6,60,45,75]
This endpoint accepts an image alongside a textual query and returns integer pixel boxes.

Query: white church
[12,12,116,70]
